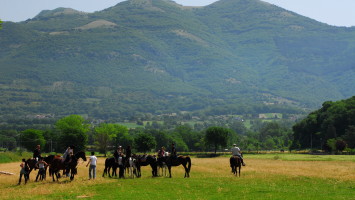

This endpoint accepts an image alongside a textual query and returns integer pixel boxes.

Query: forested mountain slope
[0,0,354,119]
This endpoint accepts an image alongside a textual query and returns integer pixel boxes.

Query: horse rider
[157,146,165,158]
[231,144,246,166]
[63,146,74,163]
[33,144,42,162]
[114,146,125,178]
[125,145,132,164]
[114,146,123,163]
[171,143,177,160]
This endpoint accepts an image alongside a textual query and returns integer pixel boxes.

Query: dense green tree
[292,96,354,149]
[205,126,230,154]
[342,126,355,148]
[21,129,46,152]
[113,124,133,149]
[94,123,119,156]
[134,133,156,153]
[149,129,171,151]
[55,115,89,152]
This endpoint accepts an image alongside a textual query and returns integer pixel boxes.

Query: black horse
[26,155,55,180]
[166,155,191,178]
[230,156,242,177]
[102,157,118,177]
[135,155,158,177]
[50,151,87,181]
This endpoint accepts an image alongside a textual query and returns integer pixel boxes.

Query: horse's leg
[168,165,172,178]
[239,165,241,177]
[182,164,188,178]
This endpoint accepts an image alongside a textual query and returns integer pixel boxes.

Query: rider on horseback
[63,146,74,162]
[231,144,246,166]
[157,146,165,158]
[171,143,177,160]
[114,146,123,163]
[33,144,42,162]
[125,145,132,160]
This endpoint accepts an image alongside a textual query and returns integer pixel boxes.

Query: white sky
[0,0,355,27]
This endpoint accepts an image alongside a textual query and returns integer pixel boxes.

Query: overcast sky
[1,0,355,27]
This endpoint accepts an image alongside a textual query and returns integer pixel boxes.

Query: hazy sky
[1,0,355,27]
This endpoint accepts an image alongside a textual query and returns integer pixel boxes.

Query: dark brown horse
[230,156,242,177]
[49,151,86,181]
[102,157,118,177]
[26,155,55,180]
[166,155,191,178]
[135,155,158,177]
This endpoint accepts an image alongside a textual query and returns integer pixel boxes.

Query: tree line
[0,115,296,155]
[292,96,354,152]
[1,96,353,154]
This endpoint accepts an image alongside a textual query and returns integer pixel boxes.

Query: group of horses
[103,153,192,179]
[26,151,87,182]
[24,152,241,183]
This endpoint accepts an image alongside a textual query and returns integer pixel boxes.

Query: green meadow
[0,154,354,200]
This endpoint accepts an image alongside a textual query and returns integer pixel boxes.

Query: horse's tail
[186,156,191,173]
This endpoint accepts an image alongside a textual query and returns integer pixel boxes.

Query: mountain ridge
[0,0,354,119]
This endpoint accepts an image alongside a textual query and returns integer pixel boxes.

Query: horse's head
[75,151,87,161]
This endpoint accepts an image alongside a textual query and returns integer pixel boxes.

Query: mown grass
[0,155,354,200]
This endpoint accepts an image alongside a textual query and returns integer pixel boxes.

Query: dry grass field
[1,156,354,199]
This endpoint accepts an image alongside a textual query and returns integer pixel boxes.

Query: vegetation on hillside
[292,96,355,151]
[0,0,354,120]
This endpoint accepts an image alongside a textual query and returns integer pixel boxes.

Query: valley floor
[0,155,354,199]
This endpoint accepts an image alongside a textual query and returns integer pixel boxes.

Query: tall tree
[205,126,230,154]
[134,133,156,153]
[21,129,46,152]
[94,123,117,156]
[55,115,89,152]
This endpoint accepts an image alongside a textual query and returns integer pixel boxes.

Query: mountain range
[0,0,354,119]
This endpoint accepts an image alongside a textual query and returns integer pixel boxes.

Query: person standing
[86,152,97,180]
[35,158,48,181]
[231,144,246,166]
[18,158,30,185]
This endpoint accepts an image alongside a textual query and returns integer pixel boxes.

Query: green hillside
[0,0,354,119]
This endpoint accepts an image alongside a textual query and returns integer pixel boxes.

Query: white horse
[125,157,137,178]
[158,152,169,177]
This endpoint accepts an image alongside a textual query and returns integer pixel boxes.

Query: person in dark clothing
[114,146,122,163]
[125,145,132,159]
[18,158,30,185]
[33,145,41,161]
[171,143,177,160]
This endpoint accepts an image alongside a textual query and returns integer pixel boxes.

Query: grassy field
[0,154,354,200]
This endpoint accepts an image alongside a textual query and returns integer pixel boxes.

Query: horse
[102,157,118,177]
[26,155,55,180]
[49,151,86,181]
[157,152,169,177]
[166,155,191,178]
[124,157,137,178]
[230,156,242,177]
[135,155,158,177]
